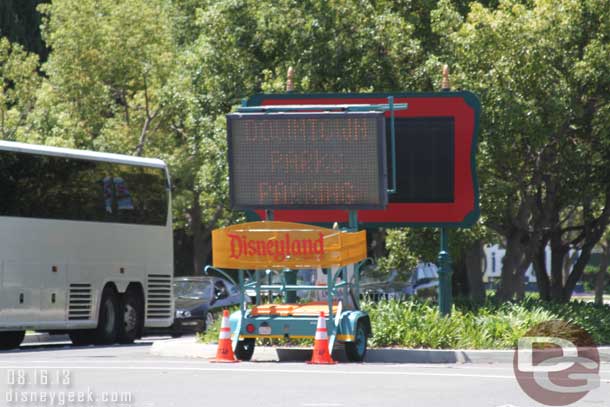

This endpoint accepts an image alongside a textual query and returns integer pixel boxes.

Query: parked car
[360,269,407,301]
[360,262,440,301]
[404,262,439,297]
[168,276,249,337]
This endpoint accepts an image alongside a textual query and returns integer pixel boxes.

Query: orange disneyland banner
[212,221,367,270]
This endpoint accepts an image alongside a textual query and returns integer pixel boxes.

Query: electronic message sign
[244,92,480,227]
[227,112,387,210]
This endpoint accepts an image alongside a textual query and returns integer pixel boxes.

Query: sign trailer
[213,91,480,361]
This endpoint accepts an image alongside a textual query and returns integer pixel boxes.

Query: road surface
[0,339,608,407]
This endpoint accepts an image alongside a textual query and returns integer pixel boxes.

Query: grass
[363,299,554,349]
[364,297,610,349]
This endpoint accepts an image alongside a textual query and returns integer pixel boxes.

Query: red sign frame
[245,91,480,228]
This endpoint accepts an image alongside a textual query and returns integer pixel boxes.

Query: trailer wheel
[345,320,368,362]
[235,338,255,361]
[0,331,25,350]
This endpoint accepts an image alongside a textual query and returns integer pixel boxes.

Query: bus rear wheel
[69,331,95,346]
[0,331,25,350]
[117,289,143,344]
[94,287,120,345]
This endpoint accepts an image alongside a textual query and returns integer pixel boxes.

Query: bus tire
[69,331,95,346]
[345,320,368,362]
[94,287,120,345]
[117,289,143,344]
[0,331,25,350]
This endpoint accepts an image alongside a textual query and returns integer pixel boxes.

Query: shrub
[361,298,605,349]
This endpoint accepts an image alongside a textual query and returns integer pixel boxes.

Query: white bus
[0,141,174,349]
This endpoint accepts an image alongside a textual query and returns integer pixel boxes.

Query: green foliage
[0,37,40,140]
[38,0,176,151]
[363,298,610,349]
[191,0,430,98]
[533,299,610,346]
[428,0,610,300]
[198,318,220,344]
[378,223,495,275]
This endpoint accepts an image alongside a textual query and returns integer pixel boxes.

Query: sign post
[438,226,452,315]
[438,65,454,316]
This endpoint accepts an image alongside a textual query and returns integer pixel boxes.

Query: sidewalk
[149,336,610,363]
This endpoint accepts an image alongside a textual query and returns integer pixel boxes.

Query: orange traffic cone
[210,310,239,363]
[308,311,336,364]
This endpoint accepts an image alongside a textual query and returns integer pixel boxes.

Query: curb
[150,337,610,364]
[150,338,279,361]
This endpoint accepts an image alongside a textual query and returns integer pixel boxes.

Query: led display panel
[227,112,387,210]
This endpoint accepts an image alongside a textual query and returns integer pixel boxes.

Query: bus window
[0,150,168,225]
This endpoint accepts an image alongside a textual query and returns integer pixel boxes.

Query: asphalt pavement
[0,338,609,407]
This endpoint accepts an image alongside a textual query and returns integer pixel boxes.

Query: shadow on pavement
[0,341,155,355]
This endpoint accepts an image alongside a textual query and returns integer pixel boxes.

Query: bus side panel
[0,260,41,328]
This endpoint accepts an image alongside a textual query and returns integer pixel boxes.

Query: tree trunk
[562,250,571,286]
[465,239,485,303]
[200,232,213,267]
[452,252,469,299]
[594,245,609,305]
[549,232,569,302]
[368,229,387,259]
[533,242,551,301]
[191,191,206,275]
[498,232,523,301]
[564,238,597,302]
[515,255,530,301]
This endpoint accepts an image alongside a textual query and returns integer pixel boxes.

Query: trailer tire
[235,338,255,361]
[345,320,368,362]
[0,331,25,350]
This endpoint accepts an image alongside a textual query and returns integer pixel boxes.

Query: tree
[191,0,428,98]
[594,232,610,305]
[435,0,610,301]
[38,0,176,154]
[0,37,40,141]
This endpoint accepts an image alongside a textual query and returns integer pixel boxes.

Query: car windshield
[173,280,212,300]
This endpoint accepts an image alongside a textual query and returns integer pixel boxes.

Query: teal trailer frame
[227,258,372,361]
